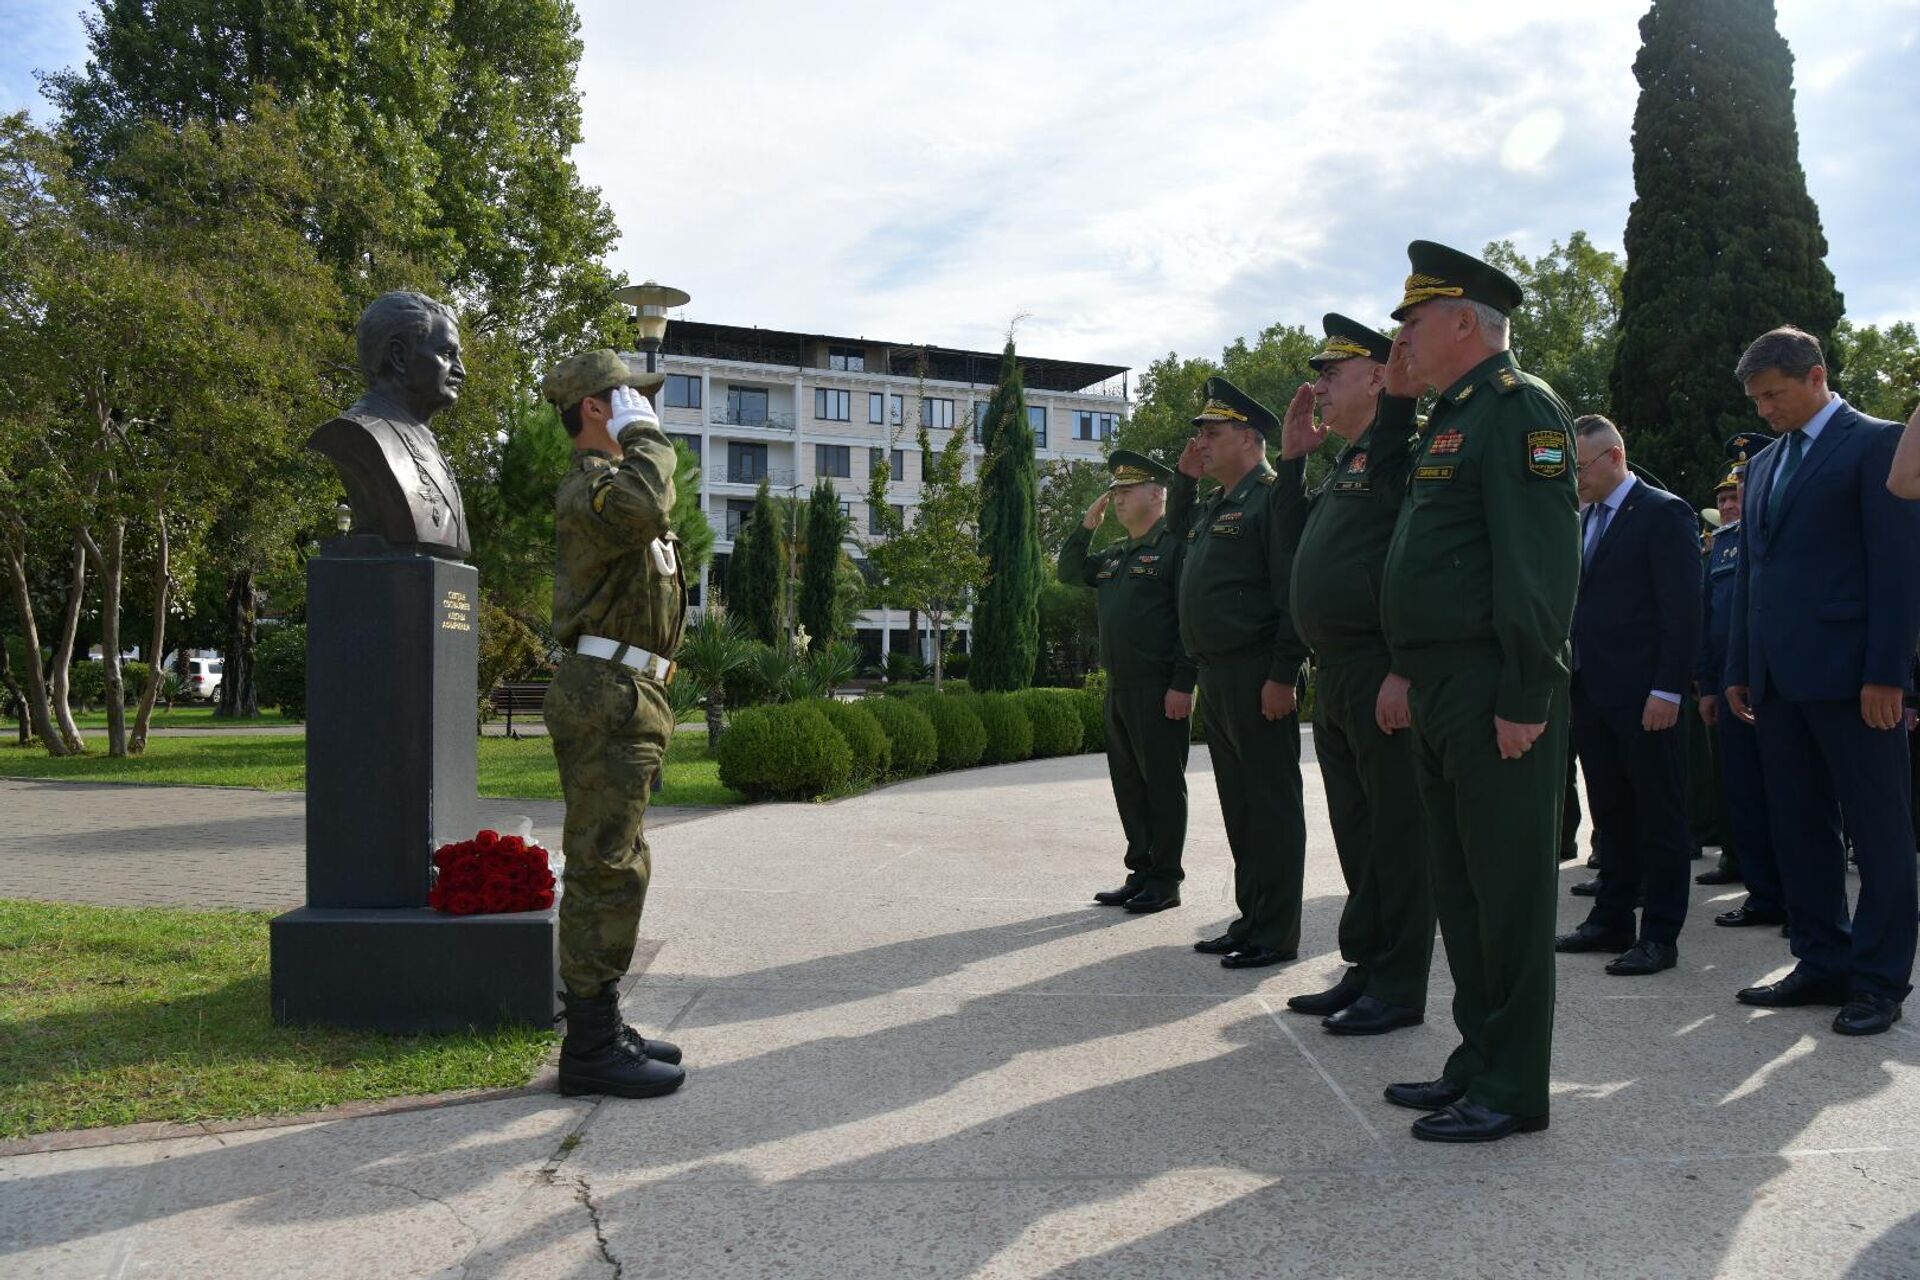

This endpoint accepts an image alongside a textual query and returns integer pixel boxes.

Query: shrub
[1019,689,1083,758]
[943,650,971,679]
[884,651,925,683]
[865,697,937,777]
[919,693,986,771]
[974,692,1033,765]
[716,702,853,800]
[1081,669,1109,699]
[819,699,891,780]
[122,661,151,701]
[256,625,308,720]
[69,660,104,709]
[1076,689,1105,752]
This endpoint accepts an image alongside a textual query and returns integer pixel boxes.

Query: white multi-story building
[650,320,1130,666]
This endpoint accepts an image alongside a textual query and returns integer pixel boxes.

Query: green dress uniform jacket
[1290,396,1435,1009]
[545,419,689,997]
[1059,518,1195,887]
[1171,457,1313,953]
[1381,349,1578,1120]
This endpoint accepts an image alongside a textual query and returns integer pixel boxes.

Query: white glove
[608,384,658,434]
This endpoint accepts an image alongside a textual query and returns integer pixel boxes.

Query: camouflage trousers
[545,654,673,998]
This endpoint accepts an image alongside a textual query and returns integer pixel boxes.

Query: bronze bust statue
[310,291,471,559]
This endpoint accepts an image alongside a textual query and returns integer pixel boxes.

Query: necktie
[1767,431,1806,526]
[1583,502,1612,568]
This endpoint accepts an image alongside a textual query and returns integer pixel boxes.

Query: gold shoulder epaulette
[1492,366,1522,395]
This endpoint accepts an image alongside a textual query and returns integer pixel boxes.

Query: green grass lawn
[0,729,742,806]
[66,706,301,730]
[0,900,556,1139]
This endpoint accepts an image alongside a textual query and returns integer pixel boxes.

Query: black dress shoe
[1556,922,1635,954]
[1385,1078,1466,1111]
[1605,939,1678,976]
[1123,888,1180,914]
[1093,878,1145,906]
[1714,905,1787,928]
[1586,852,1602,869]
[1736,968,1849,1007]
[1221,945,1295,970]
[1411,1100,1549,1143]
[1323,995,1423,1036]
[1833,994,1903,1036]
[1696,864,1742,886]
[1569,879,1601,897]
[1287,967,1365,1015]
[1194,932,1242,955]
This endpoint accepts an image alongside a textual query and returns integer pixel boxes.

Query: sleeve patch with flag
[1527,430,1568,478]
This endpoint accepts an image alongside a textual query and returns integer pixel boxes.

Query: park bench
[488,681,550,739]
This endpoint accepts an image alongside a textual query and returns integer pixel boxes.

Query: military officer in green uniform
[1280,315,1434,1035]
[1057,450,1196,914]
[542,349,690,1100]
[1376,242,1579,1142]
[1171,377,1311,969]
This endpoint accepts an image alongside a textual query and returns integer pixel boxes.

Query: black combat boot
[558,987,685,1099]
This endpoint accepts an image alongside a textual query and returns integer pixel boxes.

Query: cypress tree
[728,479,782,646]
[1610,0,1844,504]
[798,479,848,652]
[970,340,1042,692]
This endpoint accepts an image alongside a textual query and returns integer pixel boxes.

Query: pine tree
[969,340,1041,692]
[1610,0,1844,503]
[728,480,782,646]
[798,479,848,652]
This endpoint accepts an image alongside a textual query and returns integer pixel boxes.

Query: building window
[727,386,769,426]
[725,499,756,539]
[728,442,768,484]
[839,500,853,518]
[828,345,865,372]
[869,502,905,536]
[663,374,701,409]
[1028,405,1047,448]
[868,392,886,424]
[1075,410,1117,441]
[666,432,702,464]
[888,394,904,424]
[816,444,851,478]
[922,397,955,430]
[972,400,991,443]
[814,388,851,421]
[869,447,905,481]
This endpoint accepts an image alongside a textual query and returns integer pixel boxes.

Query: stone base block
[270,906,558,1034]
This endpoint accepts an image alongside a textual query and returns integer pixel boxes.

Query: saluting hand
[1493,716,1545,760]
[1642,695,1679,732]
[1260,681,1297,720]
[1164,690,1194,721]
[1177,437,1206,479]
[1280,384,1325,461]
[1375,672,1412,734]
[1083,491,1112,529]
[1862,683,1904,731]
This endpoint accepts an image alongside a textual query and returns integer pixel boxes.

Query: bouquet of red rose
[428,828,558,915]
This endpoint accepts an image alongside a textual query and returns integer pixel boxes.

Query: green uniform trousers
[1105,684,1191,889]
[1409,655,1567,1120]
[1311,653,1435,1008]
[544,654,673,997]
[1201,650,1307,953]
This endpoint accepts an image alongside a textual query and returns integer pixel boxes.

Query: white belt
[577,635,674,682]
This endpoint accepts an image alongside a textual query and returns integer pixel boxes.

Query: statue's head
[356,292,464,421]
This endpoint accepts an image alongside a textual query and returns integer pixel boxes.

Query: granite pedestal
[270,536,557,1031]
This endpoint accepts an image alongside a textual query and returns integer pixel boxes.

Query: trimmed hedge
[257,625,308,720]
[1018,689,1083,758]
[716,702,853,800]
[865,697,938,777]
[1076,688,1105,752]
[918,693,986,770]
[819,699,891,781]
[974,692,1033,765]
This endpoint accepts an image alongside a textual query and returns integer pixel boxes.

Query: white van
[185,656,223,701]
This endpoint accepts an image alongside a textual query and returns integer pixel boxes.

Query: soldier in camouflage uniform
[542,348,689,1099]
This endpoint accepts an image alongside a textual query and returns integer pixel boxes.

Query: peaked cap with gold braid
[1390,240,1525,321]
[1106,448,1173,489]
[1308,313,1394,371]
[1191,376,1280,437]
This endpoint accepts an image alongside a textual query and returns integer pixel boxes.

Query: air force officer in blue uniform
[1726,326,1920,1036]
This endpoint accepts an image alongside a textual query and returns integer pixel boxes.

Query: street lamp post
[612,280,691,375]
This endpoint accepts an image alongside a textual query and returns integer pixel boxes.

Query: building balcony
[709,408,797,432]
[715,467,797,489]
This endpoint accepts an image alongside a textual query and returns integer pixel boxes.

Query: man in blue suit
[1726,326,1920,1035]
[1555,415,1702,975]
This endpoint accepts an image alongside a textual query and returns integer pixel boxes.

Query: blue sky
[6,0,1917,375]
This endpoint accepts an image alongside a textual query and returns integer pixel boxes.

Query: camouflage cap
[541,349,666,412]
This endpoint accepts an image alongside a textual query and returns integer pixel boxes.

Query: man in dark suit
[1555,416,1702,975]
[1726,326,1920,1036]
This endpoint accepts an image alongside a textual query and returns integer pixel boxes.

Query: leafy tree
[970,341,1041,692]
[670,440,716,581]
[465,396,571,623]
[797,479,848,652]
[727,479,782,646]
[1610,0,1846,505]
[675,607,752,751]
[1484,232,1623,416]
[1036,459,1114,558]
[1833,320,1920,424]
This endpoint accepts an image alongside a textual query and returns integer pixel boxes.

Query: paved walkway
[4,751,1919,1278]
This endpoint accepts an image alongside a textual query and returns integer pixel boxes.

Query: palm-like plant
[676,608,753,750]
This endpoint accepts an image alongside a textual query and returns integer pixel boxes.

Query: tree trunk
[930,612,946,691]
[1,526,69,754]
[80,521,129,756]
[128,506,170,755]
[48,538,87,752]
[0,625,26,745]
[218,564,260,718]
[705,687,727,754]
